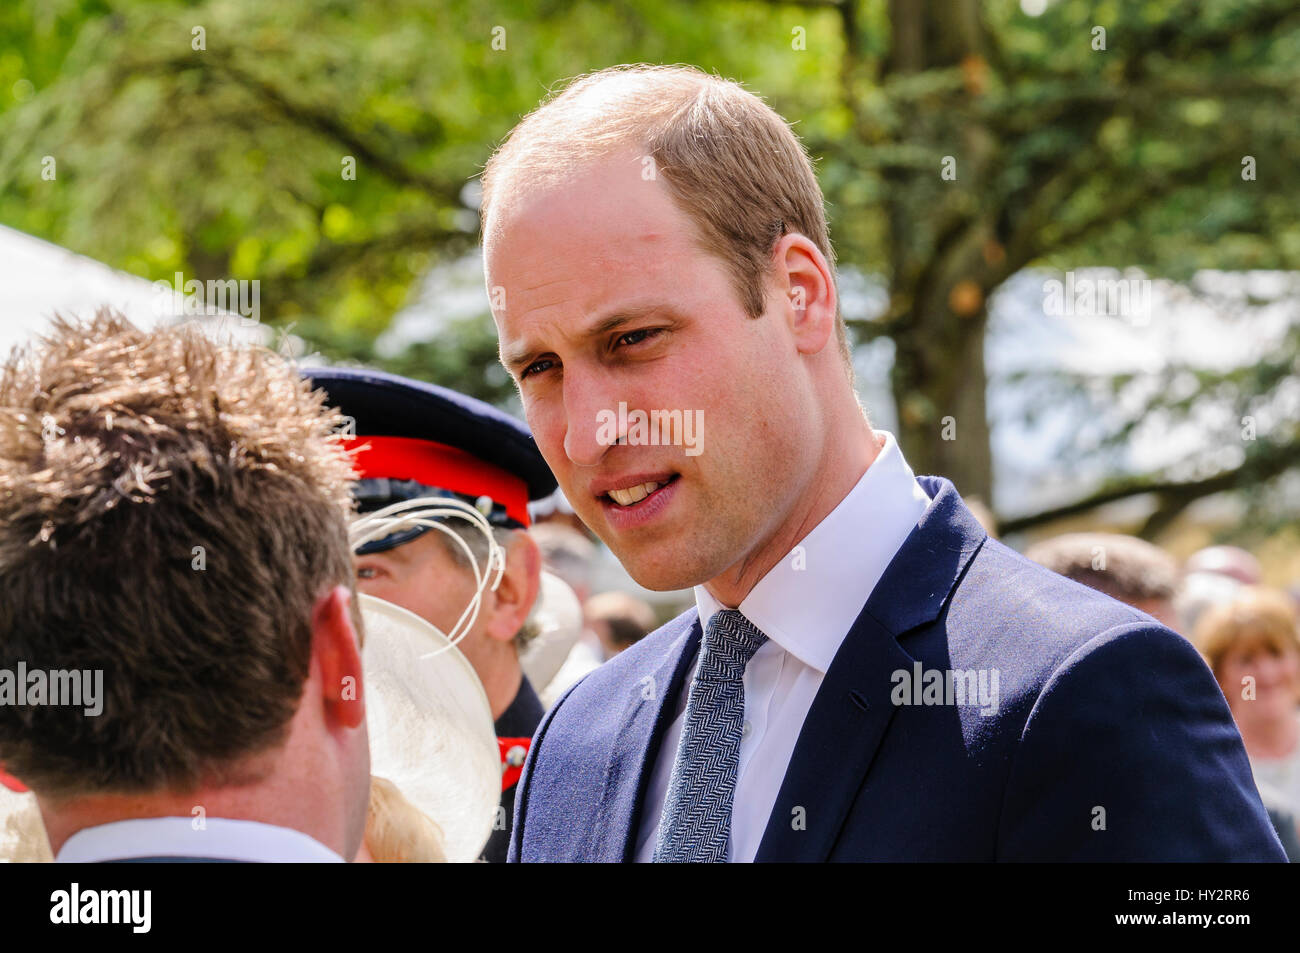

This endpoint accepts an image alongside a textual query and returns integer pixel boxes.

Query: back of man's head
[585,591,657,655]
[0,311,359,799]
[1025,532,1180,629]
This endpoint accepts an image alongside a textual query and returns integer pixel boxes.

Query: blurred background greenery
[1,0,1298,575]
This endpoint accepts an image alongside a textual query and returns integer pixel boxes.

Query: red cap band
[343,435,531,527]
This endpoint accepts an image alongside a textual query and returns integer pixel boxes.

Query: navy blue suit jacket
[509,477,1285,861]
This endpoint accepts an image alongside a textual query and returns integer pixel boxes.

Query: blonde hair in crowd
[364,776,447,863]
[0,790,52,863]
[1196,587,1300,683]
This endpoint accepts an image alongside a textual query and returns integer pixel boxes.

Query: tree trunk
[891,303,993,503]
[880,0,997,504]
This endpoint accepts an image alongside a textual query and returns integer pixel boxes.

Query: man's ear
[773,232,837,356]
[312,584,366,729]
[485,531,542,644]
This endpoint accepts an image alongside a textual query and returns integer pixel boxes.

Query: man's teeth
[608,481,663,506]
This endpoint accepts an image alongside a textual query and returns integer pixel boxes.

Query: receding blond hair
[364,775,446,863]
[0,310,359,798]
[1196,587,1300,683]
[480,63,848,364]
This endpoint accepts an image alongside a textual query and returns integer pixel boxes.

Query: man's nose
[562,367,619,467]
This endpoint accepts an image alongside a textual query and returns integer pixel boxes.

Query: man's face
[354,533,489,669]
[1221,643,1300,725]
[487,151,816,591]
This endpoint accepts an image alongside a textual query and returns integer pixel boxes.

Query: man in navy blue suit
[479,64,1285,862]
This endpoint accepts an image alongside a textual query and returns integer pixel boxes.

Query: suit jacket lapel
[587,612,702,862]
[753,608,913,861]
[755,476,987,861]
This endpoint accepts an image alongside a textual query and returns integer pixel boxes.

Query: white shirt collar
[693,430,932,673]
[56,816,345,863]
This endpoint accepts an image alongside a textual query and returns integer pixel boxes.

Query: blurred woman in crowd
[1197,587,1300,855]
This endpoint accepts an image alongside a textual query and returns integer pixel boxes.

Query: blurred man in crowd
[1178,544,1264,634]
[1187,545,1264,585]
[305,367,557,863]
[529,486,590,537]
[1024,532,1180,631]
[530,521,597,606]
[528,521,606,703]
[0,312,369,862]
[586,591,657,659]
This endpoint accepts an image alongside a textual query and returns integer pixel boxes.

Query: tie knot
[700,609,768,679]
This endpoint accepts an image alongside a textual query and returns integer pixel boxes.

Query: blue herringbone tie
[653,609,768,863]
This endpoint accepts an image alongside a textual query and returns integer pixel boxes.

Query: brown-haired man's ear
[313,584,366,729]
[485,531,542,645]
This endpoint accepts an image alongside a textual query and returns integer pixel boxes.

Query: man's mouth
[600,474,680,508]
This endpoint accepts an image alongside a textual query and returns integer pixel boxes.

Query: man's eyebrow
[501,305,674,372]
[501,341,545,374]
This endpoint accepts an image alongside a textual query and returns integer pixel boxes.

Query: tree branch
[274,223,472,282]
[998,441,1300,535]
[132,53,466,206]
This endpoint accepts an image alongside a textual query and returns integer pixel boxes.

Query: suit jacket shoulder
[835,533,1284,861]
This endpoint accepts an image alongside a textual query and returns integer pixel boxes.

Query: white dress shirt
[56,816,345,863]
[633,430,932,862]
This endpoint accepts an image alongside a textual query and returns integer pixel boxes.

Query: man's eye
[356,566,381,581]
[616,328,661,348]
[521,358,555,379]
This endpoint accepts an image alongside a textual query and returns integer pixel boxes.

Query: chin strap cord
[349,496,506,656]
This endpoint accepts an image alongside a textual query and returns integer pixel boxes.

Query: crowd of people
[2,307,1292,864]
[0,316,658,862]
[1021,532,1300,859]
[1,63,1292,863]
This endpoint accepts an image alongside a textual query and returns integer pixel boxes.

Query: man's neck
[37,770,348,858]
[704,418,881,608]
[483,657,524,722]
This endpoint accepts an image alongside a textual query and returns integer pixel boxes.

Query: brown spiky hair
[0,310,360,798]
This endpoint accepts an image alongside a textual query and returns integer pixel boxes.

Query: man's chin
[612,547,710,593]
[578,502,732,591]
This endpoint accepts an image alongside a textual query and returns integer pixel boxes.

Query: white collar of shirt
[56,816,345,863]
[693,430,932,673]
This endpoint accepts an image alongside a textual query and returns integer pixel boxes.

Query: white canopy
[0,224,269,352]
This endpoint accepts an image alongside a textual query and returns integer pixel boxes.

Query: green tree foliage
[2,0,1297,528]
[0,0,830,365]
